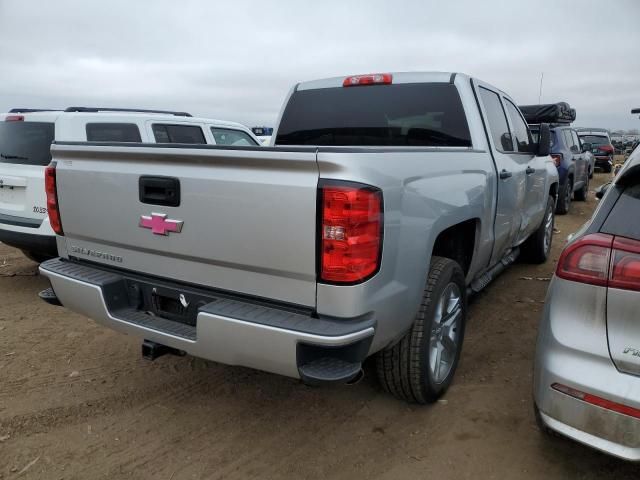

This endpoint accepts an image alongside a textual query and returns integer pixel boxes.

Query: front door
[474,81,528,265]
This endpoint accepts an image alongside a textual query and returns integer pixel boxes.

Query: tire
[521,195,555,264]
[555,179,572,215]
[20,250,52,264]
[574,175,589,201]
[376,256,466,404]
[602,162,613,173]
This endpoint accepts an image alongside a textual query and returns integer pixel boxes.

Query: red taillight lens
[556,233,640,291]
[45,163,63,235]
[556,233,613,286]
[343,73,392,87]
[551,153,562,167]
[609,237,640,291]
[5,115,24,122]
[320,182,382,284]
[599,144,614,153]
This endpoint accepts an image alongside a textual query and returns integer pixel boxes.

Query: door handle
[526,166,536,175]
[499,169,512,179]
[139,176,181,207]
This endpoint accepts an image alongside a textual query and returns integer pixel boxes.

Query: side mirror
[582,142,592,153]
[595,182,611,199]
[536,123,551,156]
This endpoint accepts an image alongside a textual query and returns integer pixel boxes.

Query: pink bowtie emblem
[139,213,184,236]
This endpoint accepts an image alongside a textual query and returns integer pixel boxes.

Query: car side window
[152,124,206,144]
[571,131,581,152]
[86,123,142,142]
[479,87,513,152]
[503,100,533,153]
[563,130,574,148]
[211,127,258,146]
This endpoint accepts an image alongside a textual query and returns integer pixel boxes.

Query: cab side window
[152,124,206,144]
[503,100,533,153]
[479,87,513,152]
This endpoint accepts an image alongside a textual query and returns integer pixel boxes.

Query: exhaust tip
[346,368,364,385]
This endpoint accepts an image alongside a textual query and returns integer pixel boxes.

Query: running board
[468,248,520,295]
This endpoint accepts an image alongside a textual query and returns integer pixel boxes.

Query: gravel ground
[2,172,639,479]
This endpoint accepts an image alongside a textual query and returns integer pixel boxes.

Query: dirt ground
[2,172,639,480]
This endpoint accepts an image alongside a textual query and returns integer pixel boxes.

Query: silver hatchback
[534,148,640,461]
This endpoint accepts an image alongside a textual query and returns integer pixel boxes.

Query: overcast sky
[0,0,638,130]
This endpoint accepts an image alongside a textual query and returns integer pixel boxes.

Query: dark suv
[576,129,614,173]
[531,125,591,214]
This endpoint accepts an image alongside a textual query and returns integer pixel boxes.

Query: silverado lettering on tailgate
[70,245,123,263]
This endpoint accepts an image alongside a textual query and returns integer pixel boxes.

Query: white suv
[0,107,260,262]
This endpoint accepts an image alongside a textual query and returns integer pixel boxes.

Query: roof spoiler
[63,107,192,117]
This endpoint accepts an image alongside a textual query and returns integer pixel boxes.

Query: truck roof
[296,71,485,91]
[0,110,250,130]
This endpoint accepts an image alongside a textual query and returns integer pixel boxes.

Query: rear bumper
[534,277,640,461]
[40,258,375,381]
[0,227,57,256]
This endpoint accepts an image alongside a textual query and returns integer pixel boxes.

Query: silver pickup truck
[40,72,558,403]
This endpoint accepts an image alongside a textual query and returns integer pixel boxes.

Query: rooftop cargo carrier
[519,102,576,124]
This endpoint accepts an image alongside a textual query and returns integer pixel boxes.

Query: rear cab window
[275,83,472,147]
[86,123,142,142]
[0,120,55,166]
[211,128,258,146]
[152,124,206,144]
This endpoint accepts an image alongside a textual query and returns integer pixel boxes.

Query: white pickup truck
[40,72,558,403]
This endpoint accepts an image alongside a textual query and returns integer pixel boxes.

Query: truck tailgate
[52,143,319,307]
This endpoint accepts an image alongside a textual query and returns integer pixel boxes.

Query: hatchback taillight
[319,181,382,284]
[45,163,63,235]
[556,233,640,291]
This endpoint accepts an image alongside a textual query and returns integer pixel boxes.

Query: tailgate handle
[139,176,180,207]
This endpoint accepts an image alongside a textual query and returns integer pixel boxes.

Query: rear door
[0,116,55,227]
[52,144,319,307]
[474,83,527,263]
[571,129,587,186]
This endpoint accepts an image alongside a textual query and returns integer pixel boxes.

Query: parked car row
[1,71,637,463]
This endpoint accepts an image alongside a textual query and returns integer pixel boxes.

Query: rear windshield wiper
[0,153,28,160]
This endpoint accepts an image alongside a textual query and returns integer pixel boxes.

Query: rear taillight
[343,73,392,87]
[550,153,562,167]
[45,163,63,235]
[599,144,614,153]
[5,115,24,122]
[319,181,382,284]
[609,237,640,291]
[556,233,640,291]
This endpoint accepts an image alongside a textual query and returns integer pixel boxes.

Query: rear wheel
[555,179,572,215]
[521,195,555,264]
[602,160,613,173]
[377,257,466,404]
[574,175,589,201]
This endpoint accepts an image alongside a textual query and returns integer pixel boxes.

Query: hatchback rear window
[211,127,258,146]
[580,135,609,146]
[152,124,206,144]
[0,121,54,166]
[86,123,142,142]
[275,83,472,147]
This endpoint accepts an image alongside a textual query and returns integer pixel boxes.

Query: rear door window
[276,83,472,147]
[563,130,575,149]
[503,100,533,153]
[152,124,206,144]
[478,88,513,152]
[0,121,55,166]
[86,123,142,142]
[211,128,258,146]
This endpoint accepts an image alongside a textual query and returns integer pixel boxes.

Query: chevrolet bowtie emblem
[139,213,184,236]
